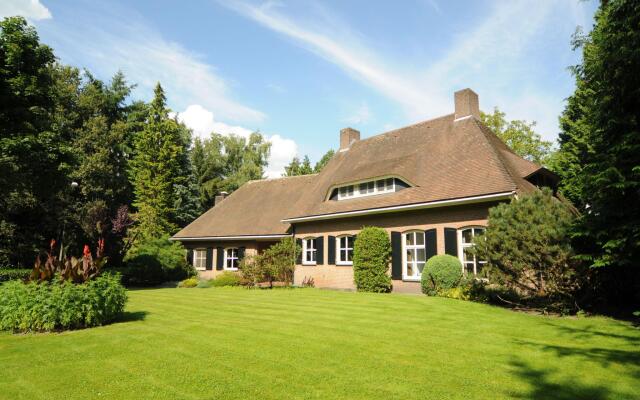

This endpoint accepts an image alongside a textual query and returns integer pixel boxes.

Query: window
[302,238,317,265]
[403,231,426,280]
[459,227,487,276]
[224,248,239,270]
[336,235,355,265]
[193,249,206,271]
[335,177,400,201]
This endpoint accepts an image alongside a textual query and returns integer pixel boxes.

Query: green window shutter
[315,236,324,265]
[391,231,402,280]
[187,249,194,266]
[205,248,213,270]
[296,239,302,264]
[328,235,336,265]
[424,229,437,261]
[444,228,458,257]
[216,247,224,270]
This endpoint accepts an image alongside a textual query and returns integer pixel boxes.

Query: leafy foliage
[178,277,198,288]
[420,255,463,296]
[554,0,640,307]
[352,227,392,293]
[240,238,299,286]
[0,269,31,283]
[211,271,242,287]
[481,107,553,165]
[283,149,335,176]
[122,236,194,286]
[0,273,127,332]
[30,239,107,284]
[474,189,583,311]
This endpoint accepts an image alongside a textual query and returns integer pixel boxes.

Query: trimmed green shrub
[0,273,127,332]
[421,255,463,296]
[121,236,195,286]
[196,279,213,288]
[178,277,198,288]
[240,238,300,286]
[211,271,241,287]
[0,269,31,282]
[353,227,392,293]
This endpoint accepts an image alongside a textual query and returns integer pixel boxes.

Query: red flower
[50,239,56,250]
[83,245,91,257]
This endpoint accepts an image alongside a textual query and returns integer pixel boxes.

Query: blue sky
[2,0,598,177]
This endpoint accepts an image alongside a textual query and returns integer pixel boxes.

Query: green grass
[0,288,638,399]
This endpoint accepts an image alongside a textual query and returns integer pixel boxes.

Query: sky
[1,0,598,177]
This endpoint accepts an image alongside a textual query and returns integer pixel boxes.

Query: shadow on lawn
[116,311,148,323]
[508,359,627,400]
[542,321,640,344]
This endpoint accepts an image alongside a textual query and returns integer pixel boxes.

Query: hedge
[0,269,31,283]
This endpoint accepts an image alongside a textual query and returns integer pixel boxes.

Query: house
[171,89,557,293]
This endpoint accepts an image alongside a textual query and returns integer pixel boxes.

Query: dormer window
[332,177,407,201]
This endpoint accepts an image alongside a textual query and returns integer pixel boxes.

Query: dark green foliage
[211,271,241,287]
[240,238,299,285]
[420,255,463,296]
[0,269,31,282]
[555,0,640,307]
[474,189,583,312]
[0,273,127,332]
[352,227,392,293]
[283,150,335,177]
[178,277,198,288]
[121,236,194,286]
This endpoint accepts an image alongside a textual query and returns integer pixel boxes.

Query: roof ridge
[246,174,319,185]
[354,113,455,145]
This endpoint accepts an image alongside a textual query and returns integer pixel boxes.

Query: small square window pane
[386,178,394,189]
[377,180,385,190]
[464,262,474,275]
[416,248,426,262]
[406,233,414,246]
[406,249,414,262]
[416,233,424,246]
[417,262,425,274]
[347,249,353,261]
[462,229,472,244]
[407,263,413,276]
[463,247,474,262]
[347,236,354,247]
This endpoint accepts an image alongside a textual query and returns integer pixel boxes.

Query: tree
[128,83,185,238]
[555,0,640,307]
[474,189,583,312]
[283,149,334,177]
[314,149,335,173]
[481,107,553,165]
[353,227,392,292]
[0,17,67,266]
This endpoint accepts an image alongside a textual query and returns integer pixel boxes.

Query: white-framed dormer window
[458,227,487,276]
[336,177,397,201]
[302,238,317,265]
[193,249,206,271]
[336,235,355,265]
[224,248,239,271]
[402,231,426,280]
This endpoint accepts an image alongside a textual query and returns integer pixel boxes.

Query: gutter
[170,234,291,242]
[281,191,515,223]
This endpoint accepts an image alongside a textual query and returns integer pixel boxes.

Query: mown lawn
[0,288,638,399]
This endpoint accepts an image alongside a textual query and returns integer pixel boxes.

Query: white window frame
[402,230,426,281]
[457,227,487,276]
[336,177,397,201]
[193,249,207,271]
[224,247,239,271]
[302,237,317,265]
[336,235,355,265]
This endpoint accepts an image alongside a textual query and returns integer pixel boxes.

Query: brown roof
[172,174,316,238]
[173,113,545,238]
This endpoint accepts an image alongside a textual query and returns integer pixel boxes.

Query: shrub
[122,236,195,286]
[421,255,463,296]
[178,277,198,288]
[0,269,31,282]
[353,227,392,293]
[196,279,213,288]
[474,188,584,312]
[0,273,127,332]
[211,271,241,287]
[240,238,300,286]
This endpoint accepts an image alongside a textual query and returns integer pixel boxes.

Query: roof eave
[170,234,291,242]
[282,191,516,223]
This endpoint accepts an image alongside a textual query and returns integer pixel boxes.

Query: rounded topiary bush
[353,227,392,293]
[421,255,463,296]
[0,273,127,332]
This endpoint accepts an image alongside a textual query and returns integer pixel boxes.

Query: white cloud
[223,0,587,140]
[176,104,298,178]
[40,4,264,124]
[343,102,372,125]
[0,0,51,21]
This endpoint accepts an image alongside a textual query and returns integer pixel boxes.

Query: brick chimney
[214,191,228,206]
[454,88,480,120]
[340,127,360,151]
